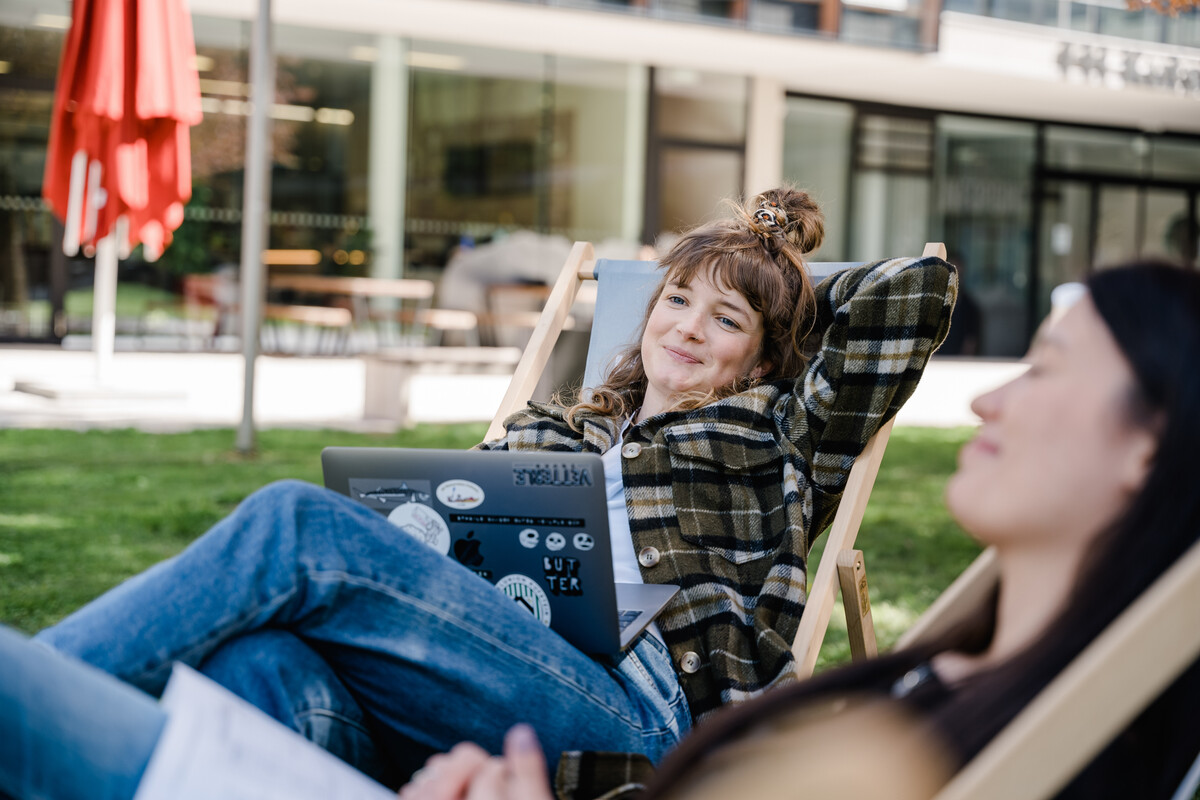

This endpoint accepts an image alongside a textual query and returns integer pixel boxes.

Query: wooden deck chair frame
[928,535,1200,800]
[896,455,1200,793]
[486,240,947,677]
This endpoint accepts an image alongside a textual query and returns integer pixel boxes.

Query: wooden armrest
[838,549,878,662]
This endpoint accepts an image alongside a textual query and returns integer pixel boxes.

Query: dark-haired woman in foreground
[405,260,1200,800]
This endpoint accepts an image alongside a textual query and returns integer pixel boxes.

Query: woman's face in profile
[945,296,1159,550]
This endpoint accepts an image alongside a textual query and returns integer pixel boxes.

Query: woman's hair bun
[746,187,825,255]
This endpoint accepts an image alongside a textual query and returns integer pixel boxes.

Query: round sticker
[518,528,540,549]
[387,502,451,555]
[496,574,552,626]
[572,532,595,552]
[436,479,485,510]
[545,532,566,551]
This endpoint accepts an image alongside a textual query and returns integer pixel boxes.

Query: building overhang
[186,0,1200,134]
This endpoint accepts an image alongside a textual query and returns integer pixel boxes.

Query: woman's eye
[666,295,686,306]
[717,316,740,330]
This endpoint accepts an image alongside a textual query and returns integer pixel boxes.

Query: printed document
[132,663,394,800]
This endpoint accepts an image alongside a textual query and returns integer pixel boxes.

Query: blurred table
[268,274,437,346]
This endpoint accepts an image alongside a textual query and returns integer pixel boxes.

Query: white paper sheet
[132,663,395,800]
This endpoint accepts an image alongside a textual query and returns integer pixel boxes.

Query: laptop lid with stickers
[320,446,677,653]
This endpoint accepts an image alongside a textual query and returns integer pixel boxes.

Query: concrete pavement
[0,345,1025,432]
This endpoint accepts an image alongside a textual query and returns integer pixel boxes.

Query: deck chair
[486,240,948,677]
[925,535,1200,800]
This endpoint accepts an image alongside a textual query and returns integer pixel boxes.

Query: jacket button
[638,546,661,568]
[680,651,702,674]
[621,442,642,459]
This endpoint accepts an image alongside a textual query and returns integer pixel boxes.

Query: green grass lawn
[22,284,183,321]
[0,424,979,671]
[810,426,981,668]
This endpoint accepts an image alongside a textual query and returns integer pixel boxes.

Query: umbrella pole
[63,150,88,257]
[236,0,274,455]
[92,235,118,385]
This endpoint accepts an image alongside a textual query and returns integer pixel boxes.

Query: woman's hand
[397,724,554,800]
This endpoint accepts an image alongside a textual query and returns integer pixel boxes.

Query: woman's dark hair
[564,186,823,426]
[645,261,1200,799]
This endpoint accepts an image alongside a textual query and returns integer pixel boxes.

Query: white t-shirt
[602,416,664,644]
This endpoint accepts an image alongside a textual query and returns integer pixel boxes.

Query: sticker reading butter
[387,502,451,555]
[436,479,485,510]
[496,574,552,627]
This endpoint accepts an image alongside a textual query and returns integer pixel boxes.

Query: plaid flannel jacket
[478,255,956,724]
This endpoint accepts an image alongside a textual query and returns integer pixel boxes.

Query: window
[783,97,854,260]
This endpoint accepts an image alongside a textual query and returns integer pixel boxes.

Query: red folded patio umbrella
[44,0,202,260]
[45,0,202,259]
[42,0,203,379]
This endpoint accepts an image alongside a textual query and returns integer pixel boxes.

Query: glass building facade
[784,97,1200,355]
[0,0,1197,353]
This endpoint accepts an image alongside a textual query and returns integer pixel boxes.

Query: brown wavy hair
[566,186,823,427]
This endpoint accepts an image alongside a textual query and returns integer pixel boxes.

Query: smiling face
[945,296,1158,552]
[639,268,768,419]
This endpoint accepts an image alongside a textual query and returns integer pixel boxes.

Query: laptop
[321,447,679,653]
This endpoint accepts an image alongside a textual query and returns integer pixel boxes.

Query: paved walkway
[0,345,1025,432]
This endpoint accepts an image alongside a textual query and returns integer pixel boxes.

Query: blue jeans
[0,625,164,800]
[197,629,396,781]
[36,480,692,781]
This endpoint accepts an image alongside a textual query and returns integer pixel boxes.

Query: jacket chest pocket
[665,424,786,566]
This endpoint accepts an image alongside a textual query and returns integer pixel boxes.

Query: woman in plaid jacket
[477,195,956,723]
[20,187,955,797]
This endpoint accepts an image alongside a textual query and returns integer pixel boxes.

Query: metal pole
[620,64,647,244]
[92,234,118,384]
[368,34,407,282]
[236,0,274,454]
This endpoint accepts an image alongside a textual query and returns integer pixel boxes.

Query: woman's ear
[751,361,772,380]
[1118,420,1160,493]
